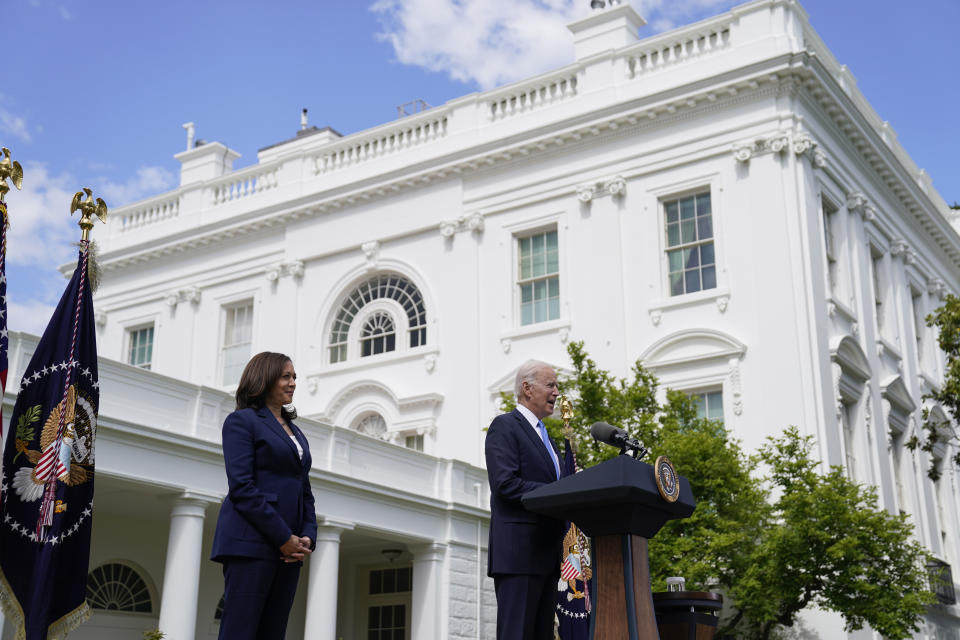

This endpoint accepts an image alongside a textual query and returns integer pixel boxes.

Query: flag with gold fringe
[1,201,8,455]
[556,438,591,640]
[0,241,99,640]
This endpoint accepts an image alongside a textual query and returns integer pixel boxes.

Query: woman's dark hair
[235,351,298,420]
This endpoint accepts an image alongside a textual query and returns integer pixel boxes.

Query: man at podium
[485,360,566,640]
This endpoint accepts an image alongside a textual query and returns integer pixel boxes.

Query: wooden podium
[522,455,696,640]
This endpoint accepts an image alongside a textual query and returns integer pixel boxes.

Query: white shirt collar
[516,403,541,431]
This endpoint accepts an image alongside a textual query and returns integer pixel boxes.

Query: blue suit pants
[218,557,301,640]
[494,570,560,640]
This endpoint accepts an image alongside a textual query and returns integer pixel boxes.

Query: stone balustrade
[623,23,731,79]
[313,111,450,175]
[486,72,579,121]
[118,194,181,232]
[210,165,279,205]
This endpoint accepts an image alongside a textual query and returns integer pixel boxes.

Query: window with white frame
[841,401,858,481]
[664,192,716,296]
[353,413,388,439]
[404,433,424,452]
[869,250,886,336]
[127,325,154,370]
[222,302,253,386]
[366,567,412,640]
[691,389,724,424]
[86,562,153,613]
[911,289,926,367]
[328,274,427,364]
[821,195,840,298]
[361,312,397,357]
[517,229,560,325]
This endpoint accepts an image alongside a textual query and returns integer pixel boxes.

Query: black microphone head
[590,421,623,446]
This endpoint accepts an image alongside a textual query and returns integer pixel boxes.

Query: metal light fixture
[381,548,402,563]
[590,0,606,8]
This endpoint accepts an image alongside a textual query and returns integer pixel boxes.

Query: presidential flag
[0,241,99,640]
[556,437,591,640]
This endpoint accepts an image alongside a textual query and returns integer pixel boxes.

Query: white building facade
[3,0,960,638]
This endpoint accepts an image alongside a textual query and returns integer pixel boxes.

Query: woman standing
[211,352,317,640]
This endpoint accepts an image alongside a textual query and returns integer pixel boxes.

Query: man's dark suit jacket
[485,408,565,577]
[211,407,318,562]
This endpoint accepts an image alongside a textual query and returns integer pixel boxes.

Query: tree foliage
[501,341,934,639]
[910,293,960,479]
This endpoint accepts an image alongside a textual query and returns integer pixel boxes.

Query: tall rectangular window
[870,252,885,334]
[222,302,253,386]
[841,402,857,481]
[912,290,926,367]
[691,390,724,424]
[821,196,839,296]
[518,229,559,325]
[665,192,716,296]
[127,326,154,370]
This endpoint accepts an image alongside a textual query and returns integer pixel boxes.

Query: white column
[157,494,209,640]
[303,520,354,640]
[411,542,447,640]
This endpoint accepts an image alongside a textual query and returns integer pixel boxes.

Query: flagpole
[0,146,23,511]
[34,189,107,535]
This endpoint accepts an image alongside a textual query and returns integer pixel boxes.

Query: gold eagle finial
[0,146,24,199]
[70,187,108,241]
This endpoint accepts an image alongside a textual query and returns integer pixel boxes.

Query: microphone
[589,422,648,459]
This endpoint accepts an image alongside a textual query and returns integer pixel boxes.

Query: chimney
[568,2,645,60]
[174,138,241,186]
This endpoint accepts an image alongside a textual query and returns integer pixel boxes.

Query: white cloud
[4,162,78,270]
[6,298,57,337]
[371,0,732,90]
[98,165,176,208]
[0,108,31,143]
[58,4,72,20]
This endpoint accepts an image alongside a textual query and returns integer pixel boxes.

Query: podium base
[590,534,659,640]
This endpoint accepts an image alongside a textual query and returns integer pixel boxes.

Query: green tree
[500,341,934,639]
[729,428,934,640]
[911,293,960,479]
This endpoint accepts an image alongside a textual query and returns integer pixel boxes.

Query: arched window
[329,274,427,363]
[361,312,396,357]
[86,562,153,613]
[353,413,388,439]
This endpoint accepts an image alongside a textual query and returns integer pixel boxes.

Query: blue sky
[2,0,957,335]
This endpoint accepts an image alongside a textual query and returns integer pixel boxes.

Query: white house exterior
[3,0,959,638]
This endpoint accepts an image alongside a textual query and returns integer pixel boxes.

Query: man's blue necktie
[537,421,561,479]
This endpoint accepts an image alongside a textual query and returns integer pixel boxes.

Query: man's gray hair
[514,359,552,399]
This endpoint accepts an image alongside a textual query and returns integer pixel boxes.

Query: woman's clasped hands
[280,535,312,563]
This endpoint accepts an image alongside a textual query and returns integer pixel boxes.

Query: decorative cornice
[439,212,484,238]
[731,129,825,168]
[576,175,627,203]
[164,286,202,308]
[265,260,305,282]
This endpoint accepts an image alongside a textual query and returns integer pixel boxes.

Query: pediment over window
[640,329,746,368]
[829,335,871,383]
[320,379,442,434]
[880,375,916,414]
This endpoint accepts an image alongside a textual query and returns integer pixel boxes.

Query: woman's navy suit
[211,406,317,640]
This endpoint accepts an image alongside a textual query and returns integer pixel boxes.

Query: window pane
[700,242,715,266]
[702,265,716,290]
[670,273,684,296]
[667,250,684,273]
[521,301,533,326]
[667,223,680,247]
[517,230,560,326]
[679,197,695,220]
[520,283,532,304]
[685,269,701,294]
[383,569,396,593]
[681,219,696,243]
[695,193,711,216]
[665,201,679,224]
[684,247,699,269]
[697,215,713,240]
[398,568,411,592]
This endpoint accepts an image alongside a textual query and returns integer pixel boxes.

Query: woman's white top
[290,435,303,459]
